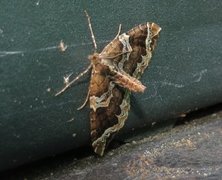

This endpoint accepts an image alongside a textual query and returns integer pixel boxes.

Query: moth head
[88,53,100,64]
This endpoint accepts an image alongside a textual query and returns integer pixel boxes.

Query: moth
[56,11,161,156]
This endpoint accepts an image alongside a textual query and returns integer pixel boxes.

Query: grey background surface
[0,0,221,171]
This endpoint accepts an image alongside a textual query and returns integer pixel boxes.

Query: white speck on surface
[152,122,156,126]
[203,173,208,176]
[67,118,75,122]
[192,69,208,83]
[36,0,40,6]
[58,40,68,52]
[160,80,185,88]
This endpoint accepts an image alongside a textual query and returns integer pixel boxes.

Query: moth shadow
[130,94,147,120]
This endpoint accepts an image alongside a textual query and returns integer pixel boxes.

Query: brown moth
[56,11,161,156]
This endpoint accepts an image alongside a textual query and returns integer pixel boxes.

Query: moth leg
[114,24,122,39]
[55,63,92,96]
[77,89,90,110]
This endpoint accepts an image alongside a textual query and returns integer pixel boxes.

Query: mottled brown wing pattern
[90,23,161,155]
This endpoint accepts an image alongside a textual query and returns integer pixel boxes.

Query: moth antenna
[55,64,92,96]
[77,90,90,110]
[84,10,97,52]
[114,24,122,39]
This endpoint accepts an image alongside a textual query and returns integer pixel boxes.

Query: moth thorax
[88,53,100,64]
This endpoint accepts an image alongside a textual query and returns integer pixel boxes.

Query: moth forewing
[90,22,161,156]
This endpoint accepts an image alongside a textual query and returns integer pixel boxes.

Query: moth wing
[91,23,161,156]
[100,22,161,77]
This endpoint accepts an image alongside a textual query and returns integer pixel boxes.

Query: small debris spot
[46,88,51,92]
[67,118,75,123]
[58,40,68,52]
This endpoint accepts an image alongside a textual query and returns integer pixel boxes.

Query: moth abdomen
[112,71,146,92]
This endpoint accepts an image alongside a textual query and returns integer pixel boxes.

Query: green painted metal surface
[0,0,222,171]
